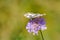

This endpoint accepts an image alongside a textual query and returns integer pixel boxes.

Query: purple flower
[26,17,47,35]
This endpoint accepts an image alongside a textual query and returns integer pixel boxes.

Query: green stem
[40,30,44,40]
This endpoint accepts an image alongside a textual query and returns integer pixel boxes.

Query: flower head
[24,12,47,35]
[26,17,47,35]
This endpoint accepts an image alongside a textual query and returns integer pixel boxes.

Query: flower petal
[41,25,47,30]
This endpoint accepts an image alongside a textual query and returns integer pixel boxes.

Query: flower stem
[40,30,44,40]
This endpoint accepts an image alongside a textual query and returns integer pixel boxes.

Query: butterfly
[24,12,46,19]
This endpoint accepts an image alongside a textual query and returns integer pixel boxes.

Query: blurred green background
[0,0,60,40]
